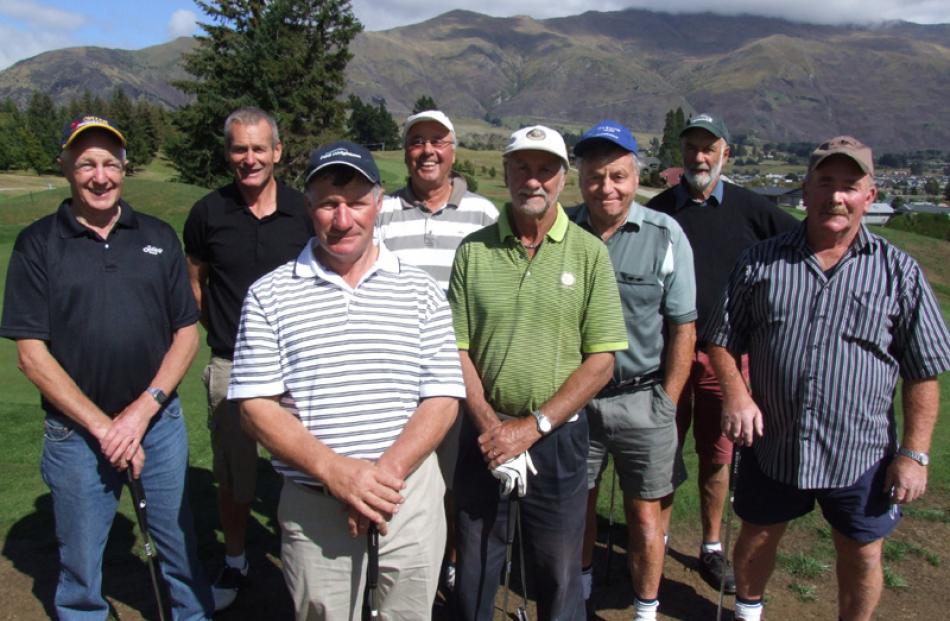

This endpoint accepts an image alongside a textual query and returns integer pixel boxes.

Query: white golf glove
[491,451,538,497]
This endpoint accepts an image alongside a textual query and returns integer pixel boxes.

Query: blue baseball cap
[573,120,638,157]
[304,140,381,186]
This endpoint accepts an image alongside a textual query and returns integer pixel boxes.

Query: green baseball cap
[680,113,731,143]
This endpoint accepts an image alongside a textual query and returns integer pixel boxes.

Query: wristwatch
[897,447,929,466]
[146,387,168,406]
[532,409,552,435]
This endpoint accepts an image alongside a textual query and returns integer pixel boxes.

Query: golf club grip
[368,526,379,588]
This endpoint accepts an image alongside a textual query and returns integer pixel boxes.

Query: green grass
[787,582,818,602]
[883,539,941,567]
[883,565,909,589]
[777,552,830,579]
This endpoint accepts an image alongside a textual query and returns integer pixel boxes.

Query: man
[647,113,797,592]
[570,121,697,620]
[449,125,628,620]
[377,109,498,590]
[705,136,950,621]
[227,141,466,620]
[0,115,212,619]
[183,107,312,610]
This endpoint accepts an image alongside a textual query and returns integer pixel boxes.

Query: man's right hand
[323,454,405,536]
[720,394,764,447]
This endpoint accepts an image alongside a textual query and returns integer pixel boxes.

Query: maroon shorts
[675,350,749,465]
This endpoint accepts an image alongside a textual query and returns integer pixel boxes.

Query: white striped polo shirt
[377,174,499,290]
[228,240,466,486]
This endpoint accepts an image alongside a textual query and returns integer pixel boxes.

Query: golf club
[604,464,618,586]
[514,498,529,621]
[126,468,168,621]
[366,525,380,620]
[716,446,742,621]
[501,493,517,618]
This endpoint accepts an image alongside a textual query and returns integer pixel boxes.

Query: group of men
[1,102,948,621]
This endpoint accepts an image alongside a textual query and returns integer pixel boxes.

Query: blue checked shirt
[705,222,950,489]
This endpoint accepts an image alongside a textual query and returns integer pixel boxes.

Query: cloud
[0,22,68,69]
[0,0,84,29]
[350,0,950,31]
[168,9,197,39]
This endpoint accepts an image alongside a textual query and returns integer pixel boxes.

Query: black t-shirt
[0,200,199,416]
[183,181,313,358]
[647,181,799,339]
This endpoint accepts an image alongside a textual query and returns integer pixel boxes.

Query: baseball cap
[808,136,874,177]
[573,120,638,157]
[304,141,381,186]
[61,115,126,150]
[404,110,455,138]
[504,125,570,169]
[680,113,731,143]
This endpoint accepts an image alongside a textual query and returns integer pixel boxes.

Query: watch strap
[146,387,168,406]
[897,446,929,466]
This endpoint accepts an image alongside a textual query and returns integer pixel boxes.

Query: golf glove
[492,451,537,497]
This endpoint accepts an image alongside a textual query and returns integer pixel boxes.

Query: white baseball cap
[504,125,570,169]
[404,110,455,138]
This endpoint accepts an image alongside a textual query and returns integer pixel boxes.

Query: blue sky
[1,0,947,70]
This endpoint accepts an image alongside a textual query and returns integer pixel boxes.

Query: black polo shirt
[0,199,199,417]
[183,180,313,358]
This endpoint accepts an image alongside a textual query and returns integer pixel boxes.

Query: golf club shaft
[502,494,516,617]
[604,464,618,586]
[126,469,168,621]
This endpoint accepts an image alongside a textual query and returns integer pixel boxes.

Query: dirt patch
[3,501,948,620]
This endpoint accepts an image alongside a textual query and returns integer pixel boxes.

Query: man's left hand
[884,456,928,505]
[479,417,540,469]
[102,392,159,468]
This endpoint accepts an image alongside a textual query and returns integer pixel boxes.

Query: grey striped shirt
[706,223,950,488]
[378,174,498,290]
[228,241,466,487]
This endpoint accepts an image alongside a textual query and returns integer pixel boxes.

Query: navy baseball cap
[61,115,126,150]
[680,113,731,143]
[304,141,381,186]
[573,120,638,157]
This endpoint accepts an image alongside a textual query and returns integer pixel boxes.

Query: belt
[597,372,661,399]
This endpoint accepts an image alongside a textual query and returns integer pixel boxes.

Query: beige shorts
[203,356,258,504]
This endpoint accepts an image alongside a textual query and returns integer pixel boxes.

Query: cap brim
[63,123,126,149]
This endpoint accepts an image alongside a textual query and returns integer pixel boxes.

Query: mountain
[1,9,948,151]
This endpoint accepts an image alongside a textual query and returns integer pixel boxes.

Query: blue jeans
[453,413,589,621]
[40,398,213,620]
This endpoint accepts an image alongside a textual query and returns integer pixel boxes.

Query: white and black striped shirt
[706,223,950,488]
[228,240,466,487]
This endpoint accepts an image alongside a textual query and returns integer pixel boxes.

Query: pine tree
[412,95,438,114]
[347,95,399,148]
[168,0,362,187]
[24,91,63,174]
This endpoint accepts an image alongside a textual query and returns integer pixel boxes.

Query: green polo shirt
[448,203,628,417]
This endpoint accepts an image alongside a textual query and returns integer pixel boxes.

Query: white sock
[225,552,246,570]
[581,565,593,600]
[702,541,723,554]
[633,597,659,620]
[734,599,763,621]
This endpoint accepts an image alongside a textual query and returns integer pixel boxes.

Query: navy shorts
[734,448,901,543]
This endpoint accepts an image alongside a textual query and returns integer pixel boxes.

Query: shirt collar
[673,177,724,210]
[571,201,644,232]
[497,202,569,244]
[57,198,137,238]
[224,179,297,215]
[294,236,400,289]
[394,173,466,214]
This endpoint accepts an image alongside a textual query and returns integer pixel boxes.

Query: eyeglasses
[406,137,453,150]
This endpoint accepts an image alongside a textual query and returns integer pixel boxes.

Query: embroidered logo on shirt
[560,272,576,287]
[142,245,164,256]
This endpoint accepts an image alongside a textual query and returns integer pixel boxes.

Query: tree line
[0,89,166,175]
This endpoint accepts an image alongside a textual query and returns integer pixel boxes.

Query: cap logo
[320,147,363,161]
[693,114,714,124]
[526,128,546,140]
